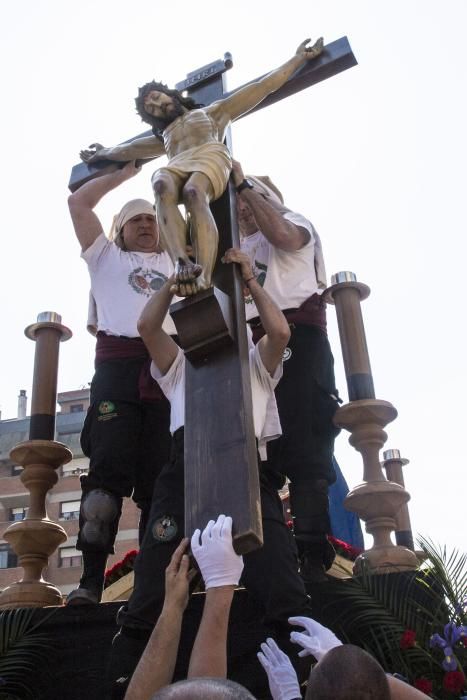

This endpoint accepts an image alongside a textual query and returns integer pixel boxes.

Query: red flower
[400,629,417,649]
[286,520,293,530]
[414,678,432,695]
[443,670,465,694]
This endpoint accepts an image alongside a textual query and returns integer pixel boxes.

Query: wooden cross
[68,38,357,554]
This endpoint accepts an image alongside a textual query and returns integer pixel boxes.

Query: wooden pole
[0,312,73,608]
[324,275,418,573]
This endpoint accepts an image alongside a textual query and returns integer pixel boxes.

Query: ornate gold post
[324,273,418,573]
[382,449,414,551]
[0,312,73,608]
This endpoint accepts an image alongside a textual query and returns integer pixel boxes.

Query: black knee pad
[80,489,121,549]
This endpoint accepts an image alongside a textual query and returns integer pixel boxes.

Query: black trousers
[266,324,340,551]
[117,428,311,631]
[77,358,171,553]
[267,324,340,485]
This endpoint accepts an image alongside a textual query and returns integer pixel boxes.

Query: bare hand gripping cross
[80,38,323,296]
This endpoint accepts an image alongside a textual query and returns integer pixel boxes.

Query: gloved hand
[257,638,301,700]
[190,514,244,589]
[289,615,343,660]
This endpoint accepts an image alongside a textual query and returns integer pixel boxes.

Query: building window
[0,544,18,569]
[70,404,84,413]
[59,546,82,568]
[11,465,23,476]
[59,501,81,521]
[9,507,27,522]
[62,458,88,478]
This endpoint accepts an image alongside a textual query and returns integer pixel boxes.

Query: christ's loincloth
[153,142,232,201]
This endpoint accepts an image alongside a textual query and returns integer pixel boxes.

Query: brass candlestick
[0,312,72,608]
[382,449,414,551]
[325,274,418,573]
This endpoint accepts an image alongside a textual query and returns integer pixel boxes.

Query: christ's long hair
[135,81,201,141]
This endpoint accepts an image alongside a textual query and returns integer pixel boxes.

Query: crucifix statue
[69,37,356,554]
[80,39,323,296]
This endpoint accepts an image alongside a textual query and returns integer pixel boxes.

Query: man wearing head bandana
[234,159,341,584]
[66,161,174,604]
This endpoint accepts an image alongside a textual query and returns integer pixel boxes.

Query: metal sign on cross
[69,37,357,554]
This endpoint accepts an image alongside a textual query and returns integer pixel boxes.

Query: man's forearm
[247,278,289,341]
[69,165,134,210]
[124,605,184,700]
[240,189,303,251]
[138,279,174,336]
[187,587,235,679]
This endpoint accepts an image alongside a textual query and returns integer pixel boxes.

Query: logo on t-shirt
[128,267,168,297]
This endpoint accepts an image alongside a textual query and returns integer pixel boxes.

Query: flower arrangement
[104,549,138,589]
[324,536,467,699]
[395,614,467,697]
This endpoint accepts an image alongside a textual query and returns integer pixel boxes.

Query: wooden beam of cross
[68,37,356,192]
[69,37,357,554]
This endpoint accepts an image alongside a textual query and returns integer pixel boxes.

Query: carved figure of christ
[80,38,324,297]
[72,37,357,553]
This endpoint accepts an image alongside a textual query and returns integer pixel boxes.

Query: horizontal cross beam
[68,36,356,192]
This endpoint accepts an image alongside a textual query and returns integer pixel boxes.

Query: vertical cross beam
[170,58,262,554]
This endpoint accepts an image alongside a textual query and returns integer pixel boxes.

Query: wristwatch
[236,178,254,194]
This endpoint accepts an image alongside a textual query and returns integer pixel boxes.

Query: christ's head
[135,81,198,137]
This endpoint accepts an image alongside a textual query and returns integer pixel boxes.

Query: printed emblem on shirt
[128,268,168,297]
[97,400,118,421]
[282,347,292,362]
[152,515,178,542]
[245,260,267,303]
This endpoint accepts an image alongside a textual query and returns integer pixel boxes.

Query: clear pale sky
[0,1,465,553]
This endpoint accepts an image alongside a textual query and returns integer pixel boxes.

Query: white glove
[289,615,343,660]
[257,638,301,700]
[190,514,244,589]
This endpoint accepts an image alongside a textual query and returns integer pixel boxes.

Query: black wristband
[236,178,254,194]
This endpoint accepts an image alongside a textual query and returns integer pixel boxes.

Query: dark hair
[305,645,391,700]
[135,81,200,140]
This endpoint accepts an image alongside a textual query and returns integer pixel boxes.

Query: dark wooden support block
[170,287,235,362]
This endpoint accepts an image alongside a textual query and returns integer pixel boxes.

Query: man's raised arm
[222,248,290,374]
[211,38,323,124]
[68,160,142,252]
[137,278,179,376]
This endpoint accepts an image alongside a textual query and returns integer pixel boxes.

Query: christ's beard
[159,99,186,126]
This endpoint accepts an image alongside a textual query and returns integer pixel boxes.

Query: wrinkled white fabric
[109,198,155,241]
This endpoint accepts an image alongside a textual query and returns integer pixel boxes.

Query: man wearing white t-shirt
[234,160,341,584]
[110,251,313,689]
[67,162,174,605]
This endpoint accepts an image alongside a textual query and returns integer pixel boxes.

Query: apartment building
[0,389,140,596]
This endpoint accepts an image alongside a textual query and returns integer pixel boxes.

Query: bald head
[305,645,390,700]
[151,678,256,700]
